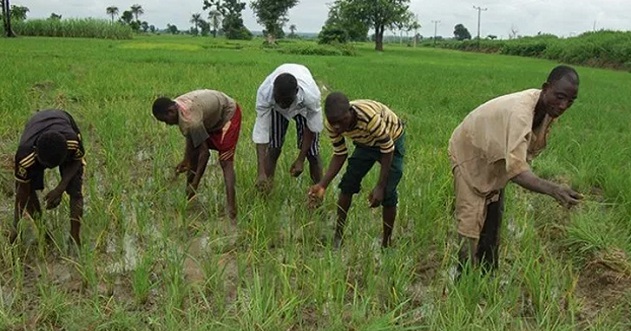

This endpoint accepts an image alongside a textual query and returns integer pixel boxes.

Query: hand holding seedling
[307,184,325,209]
[290,158,304,177]
[552,185,583,208]
[368,186,385,208]
[44,188,64,210]
[175,160,189,175]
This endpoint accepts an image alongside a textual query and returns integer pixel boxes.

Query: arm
[176,138,194,173]
[187,140,211,198]
[319,154,347,189]
[290,128,315,177]
[511,170,582,207]
[45,159,82,209]
[376,151,394,189]
[253,93,273,179]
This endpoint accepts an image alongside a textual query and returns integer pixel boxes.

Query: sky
[12,0,631,39]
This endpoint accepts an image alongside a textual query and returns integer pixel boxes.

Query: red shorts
[207,104,242,161]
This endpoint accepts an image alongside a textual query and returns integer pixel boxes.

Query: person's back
[175,89,236,134]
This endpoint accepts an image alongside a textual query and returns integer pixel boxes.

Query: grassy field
[0,36,630,330]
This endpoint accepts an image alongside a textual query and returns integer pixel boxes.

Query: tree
[190,13,202,35]
[249,0,298,44]
[49,13,62,20]
[130,4,144,22]
[318,24,348,44]
[453,23,471,40]
[288,24,297,38]
[320,0,367,42]
[408,15,421,47]
[167,24,179,34]
[106,6,119,23]
[208,9,222,37]
[487,34,497,40]
[509,25,518,39]
[203,0,252,40]
[149,24,156,33]
[141,21,149,32]
[9,4,28,21]
[393,11,413,44]
[1,0,16,37]
[199,20,211,36]
[337,0,410,51]
[120,10,133,25]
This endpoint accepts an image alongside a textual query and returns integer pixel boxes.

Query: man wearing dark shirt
[13,109,85,247]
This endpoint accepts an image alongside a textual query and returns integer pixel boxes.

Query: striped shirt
[14,110,85,183]
[325,100,404,155]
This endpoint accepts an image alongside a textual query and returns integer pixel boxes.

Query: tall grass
[1,19,133,39]
[0,36,629,329]
[432,30,631,71]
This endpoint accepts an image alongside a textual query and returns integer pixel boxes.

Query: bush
[0,18,133,39]
[275,43,356,57]
[317,25,349,45]
[434,30,631,71]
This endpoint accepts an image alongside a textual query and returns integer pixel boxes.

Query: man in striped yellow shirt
[308,92,405,249]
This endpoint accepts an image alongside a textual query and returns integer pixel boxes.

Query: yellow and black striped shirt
[325,100,404,155]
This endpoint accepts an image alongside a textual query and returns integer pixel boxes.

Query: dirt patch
[575,250,631,324]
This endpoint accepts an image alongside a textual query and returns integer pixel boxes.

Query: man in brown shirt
[152,89,241,222]
[448,65,582,274]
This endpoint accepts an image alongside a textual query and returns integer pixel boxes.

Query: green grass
[1,18,133,39]
[0,35,630,330]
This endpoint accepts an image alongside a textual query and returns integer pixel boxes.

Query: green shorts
[338,132,405,207]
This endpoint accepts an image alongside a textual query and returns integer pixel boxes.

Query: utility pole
[473,5,487,48]
[431,20,440,47]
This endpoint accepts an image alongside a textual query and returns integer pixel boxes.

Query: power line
[473,5,487,47]
[431,20,440,46]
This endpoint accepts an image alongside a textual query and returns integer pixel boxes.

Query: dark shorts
[207,104,242,162]
[30,161,84,197]
[269,109,320,157]
[339,132,405,207]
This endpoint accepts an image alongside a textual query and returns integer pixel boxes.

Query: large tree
[203,0,251,40]
[1,0,16,37]
[208,9,221,37]
[120,10,134,25]
[249,0,297,43]
[335,0,410,51]
[9,4,28,21]
[106,6,119,23]
[130,4,144,22]
[190,13,202,35]
[320,0,367,42]
[453,23,471,41]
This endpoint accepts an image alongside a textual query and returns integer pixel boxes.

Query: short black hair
[36,131,68,166]
[273,73,298,98]
[324,92,351,119]
[152,97,176,119]
[547,65,579,85]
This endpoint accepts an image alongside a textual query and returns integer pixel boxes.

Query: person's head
[152,97,178,125]
[36,131,68,168]
[540,65,579,118]
[273,73,299,109]
[324,92,354,134]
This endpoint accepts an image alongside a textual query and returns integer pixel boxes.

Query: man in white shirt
[252,63,324,192]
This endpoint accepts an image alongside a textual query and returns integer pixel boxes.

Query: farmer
[152,89,242,222]
[13,109,85,247]
[308,92,405,249]
[252,63,323,192]
[448,65,582,274]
